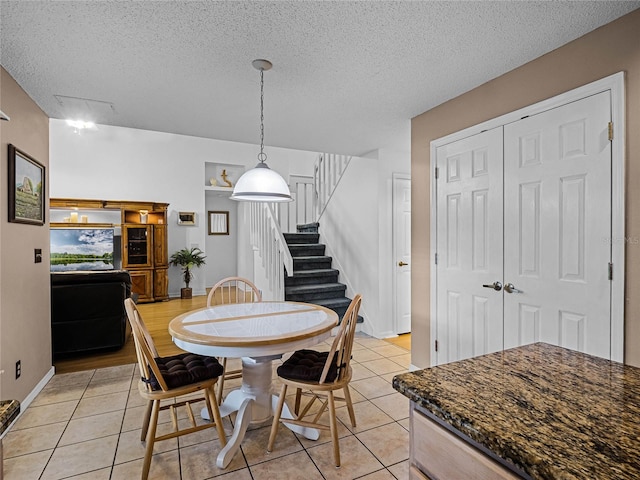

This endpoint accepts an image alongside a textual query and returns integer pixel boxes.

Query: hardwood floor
[54,296,206,374]
[386,332,411,350]
[54,295,412,374]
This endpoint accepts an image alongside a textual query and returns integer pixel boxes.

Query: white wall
[318,148,410,338]
[49,120,317,297]
[376,148,411,337]
[204,193,238,286]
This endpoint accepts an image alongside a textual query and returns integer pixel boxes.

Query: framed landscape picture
[8,144,45,226]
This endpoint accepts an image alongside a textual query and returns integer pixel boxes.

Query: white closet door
[503,91,612,358]
[435,127,504,365]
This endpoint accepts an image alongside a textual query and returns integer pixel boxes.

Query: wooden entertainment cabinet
[50,198,169,303]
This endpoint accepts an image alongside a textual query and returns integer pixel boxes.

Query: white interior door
[503,91,612,358]
[393,175,411,334]
[435,127,504,365]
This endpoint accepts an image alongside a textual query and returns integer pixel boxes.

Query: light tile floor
[3,333,411,479]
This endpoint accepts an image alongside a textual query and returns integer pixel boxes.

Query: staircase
[284,225,363,324]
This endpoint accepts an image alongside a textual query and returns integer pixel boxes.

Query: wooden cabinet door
[411,407,521,480]
[130,269,154,303]
[153,267,169,301]
[123,225,152,268]
[153,224,168,267]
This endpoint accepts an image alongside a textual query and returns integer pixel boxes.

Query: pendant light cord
[258,68,267,163]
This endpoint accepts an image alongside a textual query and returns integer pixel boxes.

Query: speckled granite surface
[393,343,640,480]
[0,399,20,437]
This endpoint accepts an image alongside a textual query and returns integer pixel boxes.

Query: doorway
[393,174,411,334]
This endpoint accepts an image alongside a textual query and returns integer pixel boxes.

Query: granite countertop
[0,399,20,437]
[393,343,640,480]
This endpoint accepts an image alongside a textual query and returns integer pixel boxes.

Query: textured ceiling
[1,1,638,156]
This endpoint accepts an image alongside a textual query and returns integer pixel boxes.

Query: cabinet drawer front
[411,409,522,480]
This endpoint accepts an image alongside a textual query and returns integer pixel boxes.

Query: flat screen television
[50,228,116,272]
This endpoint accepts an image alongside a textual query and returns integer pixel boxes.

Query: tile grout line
[12,334,410,479]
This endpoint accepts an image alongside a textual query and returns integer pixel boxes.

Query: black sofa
[50,270,132,358]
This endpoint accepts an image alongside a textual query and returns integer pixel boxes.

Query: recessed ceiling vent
[53,95,116,122]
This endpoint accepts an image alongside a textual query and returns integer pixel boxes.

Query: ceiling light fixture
[65,119,97,132]
[231,59,292,203]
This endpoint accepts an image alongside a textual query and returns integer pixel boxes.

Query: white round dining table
[168,301,338,468]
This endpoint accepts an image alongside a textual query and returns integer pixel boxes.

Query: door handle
[482,281,502,291]
[504,283,522,294]
[398,261,409,267]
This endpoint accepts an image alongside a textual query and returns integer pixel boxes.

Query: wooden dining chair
[267,294,362,467]
[124,298,227,480]
[206,276,262,403]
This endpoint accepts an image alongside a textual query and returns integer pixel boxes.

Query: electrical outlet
[15,360,21,379]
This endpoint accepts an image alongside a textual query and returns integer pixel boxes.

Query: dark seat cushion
[277,349,338,383]
[149,353,223,390]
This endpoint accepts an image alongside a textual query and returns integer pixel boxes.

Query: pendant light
[231,59,293,203]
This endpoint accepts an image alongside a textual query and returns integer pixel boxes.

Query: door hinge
[608,122,614,142]
[434,253,438,265]
[435,167,439,179]
[435,340,439,352]
[608,262,613,280]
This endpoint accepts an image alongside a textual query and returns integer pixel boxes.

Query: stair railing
[314,153,352,220]
[276,174,315,233]
[249,202,294,300]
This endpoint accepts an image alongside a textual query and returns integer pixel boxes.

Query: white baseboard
[9,366,55,429]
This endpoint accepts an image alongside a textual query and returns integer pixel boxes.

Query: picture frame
[177,211,196,225]
[208,210,229,235]
[8,144,45,226]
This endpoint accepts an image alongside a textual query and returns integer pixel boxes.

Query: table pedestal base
[201,356,320,468]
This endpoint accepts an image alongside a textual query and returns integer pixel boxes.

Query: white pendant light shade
[230,58,293,203]
[231,162,293,202]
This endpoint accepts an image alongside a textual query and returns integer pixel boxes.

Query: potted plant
[169,247,206,299]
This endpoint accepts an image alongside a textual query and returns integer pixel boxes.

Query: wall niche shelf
[51,222,115,228]
[50,198,169,303]
[205,185,234,195]
[204,162,244,190]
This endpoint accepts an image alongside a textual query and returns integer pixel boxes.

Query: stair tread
[285,283,346,292]
[293,255,332,260]
[308,297,353,307]
[290,269,338,276]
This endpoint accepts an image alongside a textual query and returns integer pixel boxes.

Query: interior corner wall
[411,9,640,368]
[0,67,51,402]
[318,156,381,335]
[49,120,317,297]
[315,148,409,338]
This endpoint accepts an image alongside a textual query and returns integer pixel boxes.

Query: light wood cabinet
[50,198,169,303]
[123,225,153,268]
[154,267,169,301]
[410,403,522,480]
[153,224,168,268]
[130,269,154,303]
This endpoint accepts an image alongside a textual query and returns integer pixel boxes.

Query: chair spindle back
[124,298,169,392]
[207,276,262,306]
[319,294,362,384]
